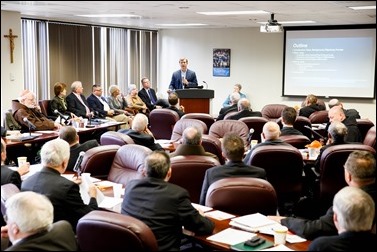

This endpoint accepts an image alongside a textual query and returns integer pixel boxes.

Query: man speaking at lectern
[168,57,198,91]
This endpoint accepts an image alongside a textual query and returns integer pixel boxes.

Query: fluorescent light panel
[258,21,316,24]
[197,10,269,15]
[348,6,375,10]
[156,23,207,27]
[76,14,141,18]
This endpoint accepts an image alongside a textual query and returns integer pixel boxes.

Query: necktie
[148,90,156,105]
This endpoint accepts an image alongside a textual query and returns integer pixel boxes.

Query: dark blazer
[243,139,292,164]
[308,231,376,251]
[170,144,219,161]
[217,104,238,121]
[138,88,158,111]
[5,220,78,251]
[280,126,303,136]
[121,177,214,251]
[50,96,69,119]
[66,92,91,118]
[281,183,376,240]
[1,165,22,189]
[169,69,198,90]
[119,129,163,151]
[228,110,263,120]
[21,167,98,231]
[299,104,326,118]
[87,94,111,118]
[67,140,99,171]
[167,105,185,118]
[199,161,267,205]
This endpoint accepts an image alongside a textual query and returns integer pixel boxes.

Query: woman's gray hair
[108,85,120,95]
[128,84,137,94]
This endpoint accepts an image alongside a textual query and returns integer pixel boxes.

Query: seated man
[217,92,240,120]
[59,126,99,171]
[328,106,362,143]
[280,107,303,136]
[328,98,360,119]
[268,150,376,240]
[21,138,98,232]
[170,126,218,161]
[166,92,185,118]
[119,113,163,151]
[199,133,266,205]
[121,151,214,251]
[12,90,61,131]
[309,186,376,251]
[1,191,77,251]
[138,77,169,112]
[228,98,262,120]
[222,83,247,108]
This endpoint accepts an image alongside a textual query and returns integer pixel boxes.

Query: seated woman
[125,84,148,114]
[107,84,135,116]
[50,82,75,122]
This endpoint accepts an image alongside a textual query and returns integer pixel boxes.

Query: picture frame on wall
[213,48,230,77]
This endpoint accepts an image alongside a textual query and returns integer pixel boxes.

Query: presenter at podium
[168,57,198,92]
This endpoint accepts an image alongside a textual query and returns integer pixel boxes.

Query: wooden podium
[175,89,214,114]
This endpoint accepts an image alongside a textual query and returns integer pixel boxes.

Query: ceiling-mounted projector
[260,13,283,33]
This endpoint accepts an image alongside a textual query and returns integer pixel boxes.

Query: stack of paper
[229,213,277,232]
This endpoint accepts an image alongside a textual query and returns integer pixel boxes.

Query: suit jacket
[21,167,98,231]
[66,92,91,118]
[228,110,262,120]
[121,177,214,251]
[282,183,376,240]
[67,140,99,171]
[308,231,376,251]
[299,104,326,118]
[12,102,55,131]
[280,126,303,136]
[217,104,238,120]
[167,105,185,118]
[119,129,163,151]
[1,165,22,189]
[199,161,267,205]
[87,94,110,118]
[169,69,198,90]
[170,144,219,161]
[138,88,158,111]
[5,220,77,251]
[50,96,69,119]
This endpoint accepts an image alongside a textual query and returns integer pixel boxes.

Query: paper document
[191,203,213,213]
[98,196,123,209]
[79,173,105,205]
[206,228,256,245]
[204,210,235,220]
[260,244,293,251]
[230,213,277,232]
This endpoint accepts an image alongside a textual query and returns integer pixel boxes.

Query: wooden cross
[4,29,18,63]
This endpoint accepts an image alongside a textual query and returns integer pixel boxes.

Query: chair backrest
[223,111,238,120]
[238,116,268,143]
[181,113,215,130]
[107,144,152,186]
[77,210,158,251]
[1,183,20,216]
[209,120,249,146]
[100,131,135,146]
[201,134,225,165]
[205,177,278,216]
[308,110,329,124]
[170,119,208,142]
[80,145,120,180]
[356,118,375,142]
[38,100,51,118]
[149,109,180,139]
[280,135,311,149]
[319,144,376,213]
[247,145,303,214]
[363,126,376,150]
[170,155,220,203]
[261,104,288,121]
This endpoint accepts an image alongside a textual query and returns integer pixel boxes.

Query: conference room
[1,1,376,251]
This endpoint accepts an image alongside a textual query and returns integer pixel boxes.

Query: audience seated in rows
[227,98,262,120]
[12,90,61,131]
[119,113,163,151]
[280,107,303,136]
[1,191,77,251]
[308,186,376,251]
[66,81,93,119]
[59,126,99,171]
[268,150,376,240]
[166,92,185,118]
[328,106,362,143]
[121,151,214,251]
[217,92,240,120]
[199,133,266,205]
[170,126,218,161]
[21,139,98,232]
[299,94,326,118]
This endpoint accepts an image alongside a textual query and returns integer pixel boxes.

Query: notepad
[230,213,277,232]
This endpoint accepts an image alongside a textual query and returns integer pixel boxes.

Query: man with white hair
[66,81,93,118]
[21,138,98,232]
[328,106,362,142]
[1,191,77,251]
[217,92,241,120]
[308,186,376,251]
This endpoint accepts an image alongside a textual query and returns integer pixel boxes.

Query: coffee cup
[17,156,27,167]
[273,225,288,245]
[113,183,123,198]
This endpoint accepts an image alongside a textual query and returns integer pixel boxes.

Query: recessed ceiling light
[197,10,269,15]
[156,23,207,27]
[348,6,375,10]
[76,14,141,18]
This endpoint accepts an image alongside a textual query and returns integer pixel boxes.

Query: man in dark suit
[216,92,240,121]
[228,98,262,120]
[168,58,198,91]
[2,191,77,251]
[138,77,168,111]
[66,81,93,118]
[280,107,303,136]
[268,150,376,240]
[308,186,376,251]
[121,151,214,251]
[328,106,362,143]
[21,138,98,231]
[199,133,266,205]
[58,126,99,171]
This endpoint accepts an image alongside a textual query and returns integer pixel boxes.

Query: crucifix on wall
[4,29,18,63]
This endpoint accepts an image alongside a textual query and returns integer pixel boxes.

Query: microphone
[304,125,328,141]
[54,109,69,123]
[73,151,85,176]
[23,117,37,131]
[247,128,255,144]
[203,81,208,89]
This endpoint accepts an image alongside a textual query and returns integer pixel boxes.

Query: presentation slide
[283,26,375,98]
